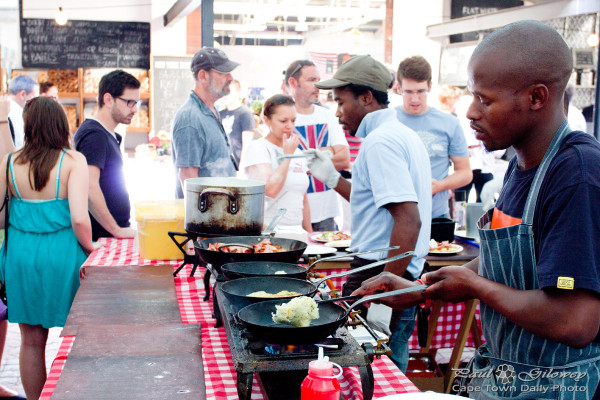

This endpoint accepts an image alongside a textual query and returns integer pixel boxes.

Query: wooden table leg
[423,300,443,352]
[444,299,478,394]
[470,312,483,348]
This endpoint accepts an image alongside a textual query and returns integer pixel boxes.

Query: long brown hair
[18,96,71,191]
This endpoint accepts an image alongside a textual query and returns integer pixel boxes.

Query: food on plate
[317,231,351,242]
[272,296,319,327]
[207,238,284,253]
[429,239,462,252]
[247,290,302,298]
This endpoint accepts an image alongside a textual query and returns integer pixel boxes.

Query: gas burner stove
[215,283,379,400]
[247,337,345,358]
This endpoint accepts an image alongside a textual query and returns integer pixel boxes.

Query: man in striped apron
[352,20,600,399]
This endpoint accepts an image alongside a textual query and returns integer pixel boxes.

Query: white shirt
[568,104,588,133]
[294,105,348,223]
[8,98,24,149]
[244,138,309,227]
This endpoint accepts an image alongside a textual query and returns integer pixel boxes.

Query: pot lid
[184,177,265,194]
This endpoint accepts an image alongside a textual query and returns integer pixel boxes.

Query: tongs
[306,245,405,273]
[316,284,429,305]
[311,250,414,289]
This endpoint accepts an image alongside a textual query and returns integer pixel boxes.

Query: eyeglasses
[116,97,142,108]
[286,60,314,81]
[401,89,428,97]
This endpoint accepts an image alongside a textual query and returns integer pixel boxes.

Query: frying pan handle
[199,188,239,214]
[218,243,255,254]
[313,251,413,288]
[344,284,429,316]
[306,245,402,273]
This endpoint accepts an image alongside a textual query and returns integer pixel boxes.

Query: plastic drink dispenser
[301,347,341,400]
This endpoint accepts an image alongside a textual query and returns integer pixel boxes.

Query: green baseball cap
[314,55,393,93]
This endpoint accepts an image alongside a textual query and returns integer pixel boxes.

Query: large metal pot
[185,177,265,236]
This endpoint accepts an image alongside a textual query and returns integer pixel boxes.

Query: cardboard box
[405,351,445,393]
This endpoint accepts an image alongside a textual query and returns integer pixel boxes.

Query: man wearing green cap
[304,55,432,371]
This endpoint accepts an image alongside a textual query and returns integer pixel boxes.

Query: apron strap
[521,120,572,225]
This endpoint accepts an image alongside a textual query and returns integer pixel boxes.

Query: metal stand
[168,231,203,277]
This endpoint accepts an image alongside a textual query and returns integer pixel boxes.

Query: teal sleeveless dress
[0,151,87,328]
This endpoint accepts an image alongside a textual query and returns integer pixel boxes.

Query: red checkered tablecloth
[83,237,184,267]
[41,239,420,399]
[40,335,74,400]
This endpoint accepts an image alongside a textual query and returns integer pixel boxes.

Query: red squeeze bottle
[301,347,341,400]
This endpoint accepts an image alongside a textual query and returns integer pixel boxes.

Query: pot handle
[199,188,239,214]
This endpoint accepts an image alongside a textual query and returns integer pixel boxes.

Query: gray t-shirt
[171,91,237,198]
[395,106,468,218]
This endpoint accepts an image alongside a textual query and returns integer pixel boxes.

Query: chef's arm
[319,144,350,171]
[383,201,420,277]
[88,166,134,238]
[178,167,199,190]
[432,156,472,195]
[424,266,600,348]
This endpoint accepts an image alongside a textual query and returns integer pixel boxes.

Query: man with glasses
[396,56,471,219]
[172,47,239,199]
[74,70,140,240]
[284,60,350,232]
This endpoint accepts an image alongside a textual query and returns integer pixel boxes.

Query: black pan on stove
[194,236,307,273]
[220,277,317,310]
[237,285,428,344]
[219,251,414,311]
[221,261,309,281]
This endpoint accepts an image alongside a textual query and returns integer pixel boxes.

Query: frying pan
[194,236,307,273]
[221,261,309,281]
[237,285,429,344]
[220,245,402,281]
[220,251,413,310]
[219,277,318,310]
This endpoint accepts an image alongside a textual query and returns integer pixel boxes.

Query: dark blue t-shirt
[74,119,130,240]
[494,131,600,294]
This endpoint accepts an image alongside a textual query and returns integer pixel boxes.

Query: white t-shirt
[294,105,348,223]
[244,138,309,227]
[8,98,24,149]
[568,104,588,133]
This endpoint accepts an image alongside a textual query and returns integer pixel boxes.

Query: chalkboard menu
[21,19,150,69]
[152,56,194,134]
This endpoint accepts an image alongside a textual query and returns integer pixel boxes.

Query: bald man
[352,20,600,398]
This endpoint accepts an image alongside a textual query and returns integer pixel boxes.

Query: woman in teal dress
[0,96,94,400]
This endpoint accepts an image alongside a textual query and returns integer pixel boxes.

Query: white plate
[377,393,458,399]
[428,244,464,255]
[304,245,337,256]
[310,232,351,243]
[324,239,351,249]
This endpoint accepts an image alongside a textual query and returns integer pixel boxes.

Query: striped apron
[466,121,600,399]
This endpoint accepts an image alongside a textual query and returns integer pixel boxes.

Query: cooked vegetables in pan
[272,296,319,327]
[207,238,284,253]
[247,290,302,298]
